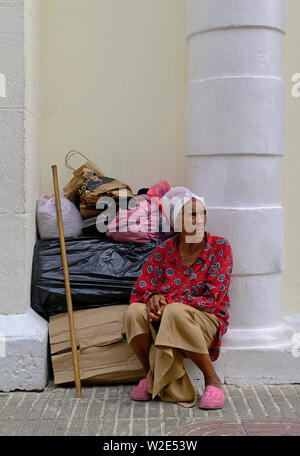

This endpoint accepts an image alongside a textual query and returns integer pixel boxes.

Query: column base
[0,308,48,392]
[185,317,300,386]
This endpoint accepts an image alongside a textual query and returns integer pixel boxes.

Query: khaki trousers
[124,301,220,407]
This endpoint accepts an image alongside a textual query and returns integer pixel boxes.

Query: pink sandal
[199,385,225,409]
[130,378,152,401]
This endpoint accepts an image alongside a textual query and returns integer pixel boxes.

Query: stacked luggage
[32,152,174,385]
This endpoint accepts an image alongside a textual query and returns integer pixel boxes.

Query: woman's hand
[147,294,168,322]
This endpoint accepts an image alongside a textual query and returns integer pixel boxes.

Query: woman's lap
[125,301,219,354]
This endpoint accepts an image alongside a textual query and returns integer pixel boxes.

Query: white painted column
[185,0,299,383]
[0,0,48,391]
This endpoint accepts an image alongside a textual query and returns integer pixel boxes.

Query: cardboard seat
[49,305,144,385]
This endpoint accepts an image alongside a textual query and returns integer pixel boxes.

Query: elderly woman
[124,187,233,409]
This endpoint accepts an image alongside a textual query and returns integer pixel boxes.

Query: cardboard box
[49,304,145,385]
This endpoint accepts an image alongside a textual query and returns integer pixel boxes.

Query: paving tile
[192,412,211,423]
[28,398,48,420]
[250,386,278,418]
[66,387,81,399]
[177,404,191,417]
[179,416,197,428]
[132,418,146,436]
[148,418,163,436]
[41,399,62,420]
[86,399,103,420]
[34,420,54,436]
[2,420,23,436]
[242,418,300,436]
[122,383,135,395]
[278,385,300,417]
[82,420,101,436]
[102,398,118,420]
[93,386,107,399]
[36,389,52,399]
[66,419,84,436]
[165,417,180,435]
[239,386,267,418]
[0,395,11,408]
[132,401,147,419]
[10,399,36,420]
[107,385,120,398]
[116,399,132,420]
[169,420,245,436]
[98,420,115,436]
[72,399,90,420]
[292,384,300,397]
[0,420,8,435]
[55,399,77,420]
[49,387,68,400]
[225,385,253,418]
[116,419,130,436]
[49,420,69,436]
[148,398,161,418]
[0,400,20,420]
[162,401,177,418]
[266,385,298,419]
[81,385,96,398]
[205,409,224,420]
[219,392,238,420]
[17,419,39,436]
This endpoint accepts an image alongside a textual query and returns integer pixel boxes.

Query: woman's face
[175,199,207,242]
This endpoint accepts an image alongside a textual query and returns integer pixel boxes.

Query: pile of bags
[36,150,173,243]
[33,150,175,385]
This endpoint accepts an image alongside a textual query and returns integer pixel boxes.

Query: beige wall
[40,0,187,196]
[40,0,300,316]
[283,0,300,316]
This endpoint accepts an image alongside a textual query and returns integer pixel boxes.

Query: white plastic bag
[36,195,83,239]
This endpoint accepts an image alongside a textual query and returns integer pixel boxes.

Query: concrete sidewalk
[1,380,300,436]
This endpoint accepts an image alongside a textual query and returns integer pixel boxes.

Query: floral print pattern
[130,231,233,362]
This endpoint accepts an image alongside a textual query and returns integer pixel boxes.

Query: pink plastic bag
[105,181,172,243]
[147,181,171,199]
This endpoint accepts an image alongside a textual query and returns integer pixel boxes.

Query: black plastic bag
[31,234,174,321]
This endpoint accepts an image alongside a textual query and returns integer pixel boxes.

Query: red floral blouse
[130,231,233,362]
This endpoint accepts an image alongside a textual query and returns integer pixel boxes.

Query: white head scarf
[161,186,207,231]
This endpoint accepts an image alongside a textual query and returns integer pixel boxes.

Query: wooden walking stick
[52,165,82,398]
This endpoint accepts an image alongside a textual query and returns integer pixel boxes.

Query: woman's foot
[199,384,225,410]
[130,378,152,401]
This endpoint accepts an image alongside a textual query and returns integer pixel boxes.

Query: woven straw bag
[63,150,134,219]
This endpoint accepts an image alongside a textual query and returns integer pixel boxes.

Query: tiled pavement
[0,381,300,436]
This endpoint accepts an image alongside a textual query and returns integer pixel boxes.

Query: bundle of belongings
[61,150,173,242]
[33,151,174,385]
[105,180,172,243]
[63,150,135,220]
